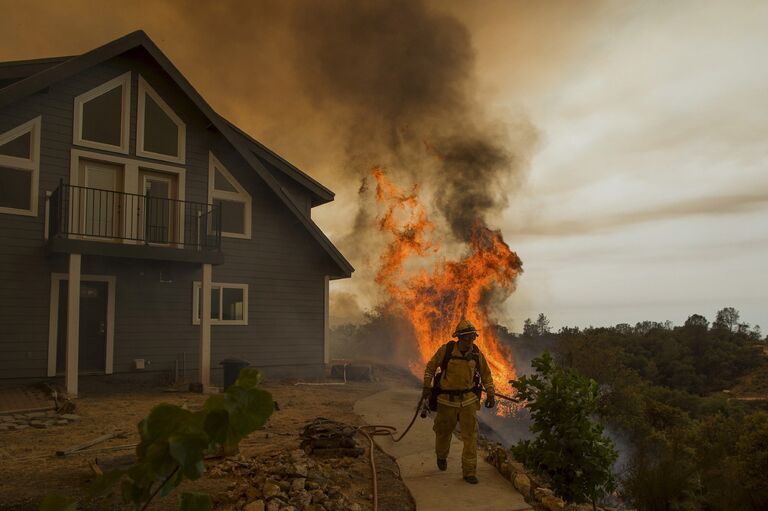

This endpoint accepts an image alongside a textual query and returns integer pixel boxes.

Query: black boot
[437,458,447,471]
[463,475,479,484]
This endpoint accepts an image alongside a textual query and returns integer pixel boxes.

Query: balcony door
[139,170,178,245]
[79,159,123,239]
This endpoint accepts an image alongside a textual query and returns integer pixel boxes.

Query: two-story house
[0,31,353,396]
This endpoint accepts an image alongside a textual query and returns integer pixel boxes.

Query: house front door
[56,281,108,374]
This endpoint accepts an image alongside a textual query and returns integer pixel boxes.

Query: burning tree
[371,167,523,406]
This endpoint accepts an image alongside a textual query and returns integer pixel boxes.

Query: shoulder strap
[439,341,455,375]
[471,344,480,364]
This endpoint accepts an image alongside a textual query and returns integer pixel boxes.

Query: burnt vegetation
[500,308,768,511]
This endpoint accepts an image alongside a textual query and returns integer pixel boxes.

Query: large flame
[372,167,522,409]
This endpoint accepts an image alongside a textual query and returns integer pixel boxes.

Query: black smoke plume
[287,0,537,244]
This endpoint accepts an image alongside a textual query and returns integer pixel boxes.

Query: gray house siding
[207,137,334,379]
[0,49,338,381]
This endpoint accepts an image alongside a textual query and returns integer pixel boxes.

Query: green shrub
[512,352,618,508]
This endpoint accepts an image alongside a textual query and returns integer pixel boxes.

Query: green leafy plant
[38,496,77,511]
[512,351,618,509]
[41,368,273,511]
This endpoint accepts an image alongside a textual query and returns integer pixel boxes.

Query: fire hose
[356,395,426,511]
[356,388,517,511]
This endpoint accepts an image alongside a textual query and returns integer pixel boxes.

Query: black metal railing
[49,181,221,251]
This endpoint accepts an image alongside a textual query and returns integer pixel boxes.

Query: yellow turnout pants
[433,401,480,477]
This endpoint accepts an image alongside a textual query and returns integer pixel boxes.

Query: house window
[73,72,130,153]
[0,116,41,216]
[192,282,248,325]
[137,76,186,164]
[208,152,251,239]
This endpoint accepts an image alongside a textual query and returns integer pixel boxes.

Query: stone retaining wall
[485,443,631,511]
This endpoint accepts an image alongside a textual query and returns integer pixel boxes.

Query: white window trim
[208,152,252,239]
[69,149,187,245]
[192,281,248,325]
[137,76,186,164]
[73,72,131,154]
[0,116,41,217]
[47,273,116,377]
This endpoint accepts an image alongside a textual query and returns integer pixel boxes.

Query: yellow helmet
[452,319,478,337]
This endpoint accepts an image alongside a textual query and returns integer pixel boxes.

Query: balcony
[47,182,224,264]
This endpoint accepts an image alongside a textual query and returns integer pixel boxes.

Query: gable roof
[0,31,352,279]
[220,116,335,207]
[0,56,73,89]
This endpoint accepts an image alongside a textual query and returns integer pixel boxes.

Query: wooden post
[44,191,52,240]
[66,254,81,397]
[199,263,212,390]
[324,276,330,365]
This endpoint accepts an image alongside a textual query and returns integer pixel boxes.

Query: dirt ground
[0,368,418,510]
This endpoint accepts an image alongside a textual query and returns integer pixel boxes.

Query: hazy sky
[1,0,765,332]
[455,0,768,331]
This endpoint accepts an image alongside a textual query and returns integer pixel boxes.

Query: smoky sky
[291,0,472,129]
[286,0,537,244]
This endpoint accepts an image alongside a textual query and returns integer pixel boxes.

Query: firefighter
[422,319,496,484]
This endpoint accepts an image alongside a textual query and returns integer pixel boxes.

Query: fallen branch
[56,432,126,457]
[87,459,103,477]
[70,443,137,456]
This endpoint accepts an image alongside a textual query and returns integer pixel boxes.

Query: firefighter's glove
[421,387,431,400]
[484,393,496,409]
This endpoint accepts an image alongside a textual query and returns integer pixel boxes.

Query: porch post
[323,276,330,365]
[66,253,81,397]
[199,263,212,390]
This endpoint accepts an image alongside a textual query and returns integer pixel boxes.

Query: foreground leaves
[179,492,213,511]
[42,368,272,510]
[38,496,76,511]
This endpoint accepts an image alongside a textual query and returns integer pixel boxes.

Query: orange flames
[372,167,523,409]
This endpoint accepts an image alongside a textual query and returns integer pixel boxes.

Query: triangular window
[0,131,31,159]
[0,117,41,216]
[208,153,251,239]
[137,76,186,164]
[73,72,130,153]
[214,168,238,193]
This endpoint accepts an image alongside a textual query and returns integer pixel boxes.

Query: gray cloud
[510,192,768,237]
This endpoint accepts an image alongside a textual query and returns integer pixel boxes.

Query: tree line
[504,308,768,510]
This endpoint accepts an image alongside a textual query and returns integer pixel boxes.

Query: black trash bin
[220,358,250,390]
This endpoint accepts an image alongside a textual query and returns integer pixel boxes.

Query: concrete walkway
[355,387,533,511]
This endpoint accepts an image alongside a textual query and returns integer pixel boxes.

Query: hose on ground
[357,395,425,511]
[356,388,517,510]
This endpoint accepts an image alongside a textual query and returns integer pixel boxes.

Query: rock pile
[299,418,363,458]
[212,448,367,511]
[0,411,80,430]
